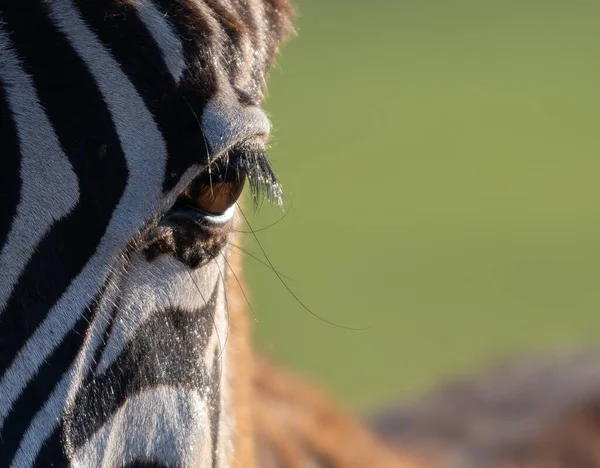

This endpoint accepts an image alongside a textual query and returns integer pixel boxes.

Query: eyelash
[225,147,283,208]
[174,146,282,224]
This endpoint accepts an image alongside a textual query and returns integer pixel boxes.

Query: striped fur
[0,0,292,466]
[6,2,600,468]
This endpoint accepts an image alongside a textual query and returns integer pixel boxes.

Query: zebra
[6,1,600,467]
[0,0,293,466]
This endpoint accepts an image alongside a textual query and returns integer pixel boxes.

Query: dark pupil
[180,162,246,215]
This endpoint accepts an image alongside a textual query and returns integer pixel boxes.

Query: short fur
[4,1,600,467]
[0,0,294,465]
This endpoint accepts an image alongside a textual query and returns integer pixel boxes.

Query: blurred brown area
[372,350,600,467]
[248,2,600,466]
[251,0,600,412]
[253,350,600,467]
[253,355,411,468]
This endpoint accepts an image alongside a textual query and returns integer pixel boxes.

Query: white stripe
[71,387,212,468]
[10,254,231,467]
[95,254,224,374]
[0,23,79,311]
[137,0,186,81]
[0,0,171,452]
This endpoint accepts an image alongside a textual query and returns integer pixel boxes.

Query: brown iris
[179,165,246,216]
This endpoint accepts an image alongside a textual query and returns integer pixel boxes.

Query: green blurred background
[243,0,600,410]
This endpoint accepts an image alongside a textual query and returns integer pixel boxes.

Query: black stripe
[90,296,121,376]
[230,0,259,48]
[90,247,134,377]
[66,285,219,449]
[0,283,107,466]
[227,0,266,107]
[204,0,245,84]
[32,262,127,468]
[0,0,128,460]
[73,0,217,191]
[121,462,172,468]
[32,428,68,468]
[0,81,21,250]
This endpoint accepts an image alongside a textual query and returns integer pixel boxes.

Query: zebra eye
[179,163,246,217]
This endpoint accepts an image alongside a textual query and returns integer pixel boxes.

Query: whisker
[220,249,259,323]
[235,147,283,209]
[227,242,294,282]
[185,265,228,412]
[184,266,229,422]
[213,255,231,364]
[235,199,293,234]
[235,201,370,331]
[185,268,224,371]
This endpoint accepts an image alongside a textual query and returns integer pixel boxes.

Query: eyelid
[201,94,271,157]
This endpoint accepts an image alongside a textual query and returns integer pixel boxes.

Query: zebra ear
[201,90,271,158]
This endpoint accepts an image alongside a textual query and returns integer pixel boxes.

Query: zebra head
[0,0,293,466]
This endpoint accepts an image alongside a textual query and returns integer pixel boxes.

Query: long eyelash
[233,148,283,209]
